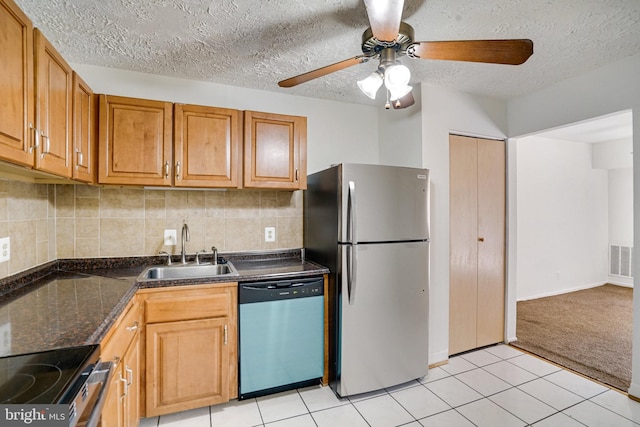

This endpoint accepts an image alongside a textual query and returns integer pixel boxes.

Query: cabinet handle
[29,124,39,153]
[40,134,50,159]
[125,365,133,387]
[176,161,181,180]
[295,169,299,182]
[119,372,128,399]
[164,161,170,179]
[126,321,138,332]
[224,324,228,345]
[75,149,83,170]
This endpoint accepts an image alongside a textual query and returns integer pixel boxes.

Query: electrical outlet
[0,237,9,263]
[265,227,276,242]
[164,230,177,246]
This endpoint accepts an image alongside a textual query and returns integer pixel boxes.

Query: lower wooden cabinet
[141,283,238,417]
[101,297,142,427]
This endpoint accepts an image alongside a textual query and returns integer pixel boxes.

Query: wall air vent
[610,245,633,278]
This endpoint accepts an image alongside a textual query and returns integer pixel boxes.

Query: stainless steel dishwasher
[238,276,324,399]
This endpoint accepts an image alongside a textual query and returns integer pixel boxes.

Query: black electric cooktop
[0,345,99,404]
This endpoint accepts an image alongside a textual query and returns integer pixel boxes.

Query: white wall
[420,84,508,364]
[593,138,633,170]
[506,52,640,396]
[593,138,634,286]
[608,167,634,286]
[71,64,380,174]
[609,167,634,247]
[378,85,423,167]
[515,136,608,300]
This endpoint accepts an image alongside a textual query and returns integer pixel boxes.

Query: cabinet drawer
[101,298,141,364]
[145,292,231,324]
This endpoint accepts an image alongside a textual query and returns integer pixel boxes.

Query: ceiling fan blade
[278,55,369,88]
[392,91,415,109]
[408,39,533,65]
[364,0,404,42]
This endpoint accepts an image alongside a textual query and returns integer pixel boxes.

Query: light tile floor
[139,345,640,427]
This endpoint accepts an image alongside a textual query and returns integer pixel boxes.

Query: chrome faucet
[181,223,190,264]
[159,251,172,266]
[211,246,218,265]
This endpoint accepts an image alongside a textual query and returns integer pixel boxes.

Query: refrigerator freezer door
[336,241,429,397]
[341,164,429,243]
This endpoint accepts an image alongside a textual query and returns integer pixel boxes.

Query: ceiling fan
[278,0,533,109]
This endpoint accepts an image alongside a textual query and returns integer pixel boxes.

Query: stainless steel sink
[138,262,239,281]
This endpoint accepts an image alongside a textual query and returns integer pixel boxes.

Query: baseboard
[429,349,449,367]
[627,381,640,398]
[608,279,633,288]
[517,281,608,301]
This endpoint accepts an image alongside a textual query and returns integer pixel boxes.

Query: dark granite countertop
[0,249,328,358]
[0,271,137,357]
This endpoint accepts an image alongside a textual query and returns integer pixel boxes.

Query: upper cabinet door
[34,29,73,178]
[99,95,173,186]
[174,104,241,188]
[72,72,96,183]
[0,0,34,167]
[243,111,307,190]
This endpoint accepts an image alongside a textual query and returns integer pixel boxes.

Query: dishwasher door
[239,277,324,399]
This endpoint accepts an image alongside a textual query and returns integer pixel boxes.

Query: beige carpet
[512,284,632,391]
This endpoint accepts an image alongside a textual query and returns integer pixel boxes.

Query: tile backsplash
[0,178,303,279]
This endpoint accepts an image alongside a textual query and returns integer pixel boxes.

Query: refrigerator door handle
[347,244,357,305]
[347,180,356,244]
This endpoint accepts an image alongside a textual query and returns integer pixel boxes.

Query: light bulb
[384,64,411,89]
[357,72,383,99]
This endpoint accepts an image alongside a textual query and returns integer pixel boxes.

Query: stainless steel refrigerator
[304,163,429,397]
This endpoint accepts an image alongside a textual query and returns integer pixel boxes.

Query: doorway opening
[509,110,633,390]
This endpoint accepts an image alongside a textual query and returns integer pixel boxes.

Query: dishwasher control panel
[239,277,324,303]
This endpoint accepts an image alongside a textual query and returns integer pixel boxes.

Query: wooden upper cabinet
[0,0,34,167]
[34,29,73,178]
[71,72,97,183]
[174,104,241,188]
[243,111,307,190]
[99,95,173,186]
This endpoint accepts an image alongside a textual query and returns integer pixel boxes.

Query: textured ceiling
[14,0,640,106]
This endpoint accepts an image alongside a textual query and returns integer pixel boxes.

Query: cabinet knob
[126,322,138,332]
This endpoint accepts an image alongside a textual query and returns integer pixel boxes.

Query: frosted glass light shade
[357,72,383,99]
[384,64,411,88]
[389,84,412,101]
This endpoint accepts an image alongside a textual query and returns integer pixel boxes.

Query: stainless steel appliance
[304,163,429,397]
[238,276,324,399]
[0,345,112,427]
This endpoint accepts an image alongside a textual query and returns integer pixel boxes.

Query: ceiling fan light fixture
[389,84,412,101]
[384,63,411,89]
[357,71,384,99]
